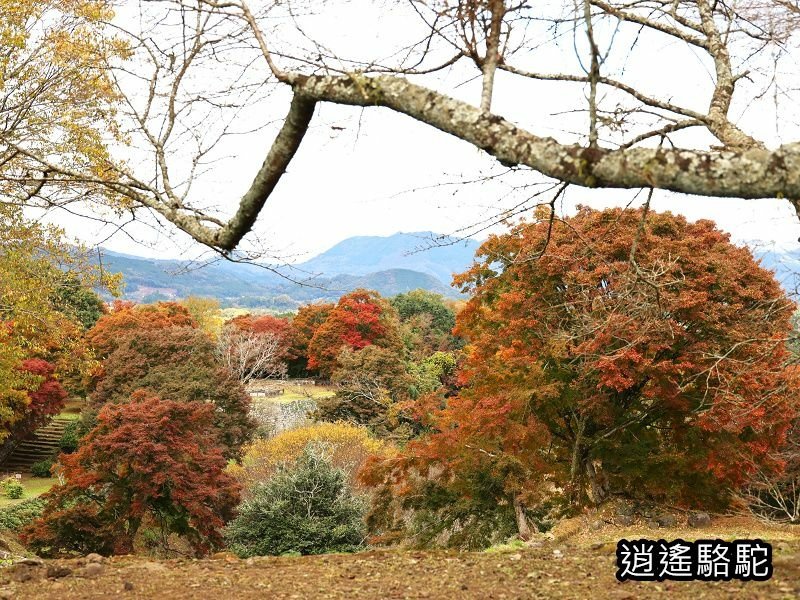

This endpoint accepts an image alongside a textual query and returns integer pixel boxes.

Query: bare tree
[216,325,287,384]
[740,419,800,523]
[6,1,800,252]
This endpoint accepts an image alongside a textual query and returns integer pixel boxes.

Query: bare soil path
[3,538,798,599]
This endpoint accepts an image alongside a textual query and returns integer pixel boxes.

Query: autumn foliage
[308,290,402,377]
[16,359,68,438]
[23,391,240,557]
[91,326,254,458]
[229,422,390,496]
[286,302,334,376]
[87,301,196,358]
[365,208,800,545]
[229,313,291,338]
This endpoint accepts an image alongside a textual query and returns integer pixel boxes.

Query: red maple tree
[23,391,240,556]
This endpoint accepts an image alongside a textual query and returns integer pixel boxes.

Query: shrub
[59,421,81,453]
[229,422,389,494]
[30,459,54,478]
[4,479,24,499]
[741,419,800,524]
[0,497,46,530]
[225,449,366,557]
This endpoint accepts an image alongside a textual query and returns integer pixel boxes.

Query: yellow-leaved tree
[0,0,128,209]
[0,203,120,444]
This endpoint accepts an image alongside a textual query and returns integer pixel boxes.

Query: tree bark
[287,74,800,200]
[584,458,607,506]
[513,496,533,541]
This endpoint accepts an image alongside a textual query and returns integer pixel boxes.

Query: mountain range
[98,232,800,311]
[100,232,481,310]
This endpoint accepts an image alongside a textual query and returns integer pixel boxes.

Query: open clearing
[3,519,799,599]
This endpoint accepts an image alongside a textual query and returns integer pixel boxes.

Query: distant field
[249,382,335,405]
[0,476,57,508]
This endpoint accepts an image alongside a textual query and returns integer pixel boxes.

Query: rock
[82,562,104,577]
[616,503,635,517]
[16,558,44,567]
[590,519,605,530]
[616,514,635,526]
[687,512,711,528]
[86,553,105,564]
[646,518,660,529]
[656,514,677,528]
[552,549,563,558]
[123,581,134,591]
[46,565,73,579]
[11,566,38,582]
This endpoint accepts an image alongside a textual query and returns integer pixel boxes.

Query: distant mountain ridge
[98,232,480,309]
[97,233,800,311]
[752,247,800,295]
[295,232,480,284]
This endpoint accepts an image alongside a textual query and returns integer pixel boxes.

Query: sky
[37,0,800,263]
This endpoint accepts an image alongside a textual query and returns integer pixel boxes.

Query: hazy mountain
[98,232,478,309]
[96,235,800,310]
[296,232,480,284]
[753,247,800,295]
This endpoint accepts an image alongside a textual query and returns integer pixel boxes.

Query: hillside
[98,232,478,308]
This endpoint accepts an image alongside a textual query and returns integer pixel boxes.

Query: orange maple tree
[86,301,196,358]
[286,302,334,375]
[307,290,402,377]
[365,208,800,543]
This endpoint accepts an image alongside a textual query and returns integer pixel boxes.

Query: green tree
[52,275,106,330]
[315,345,415,439]
[225,448,366,557]
[392,290,456,338]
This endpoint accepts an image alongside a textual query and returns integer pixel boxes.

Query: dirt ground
[2,518,799,599]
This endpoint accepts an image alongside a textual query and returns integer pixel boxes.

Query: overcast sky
[37,0,800,263]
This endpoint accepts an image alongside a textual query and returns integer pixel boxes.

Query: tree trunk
[568,415,587,506]
[513,496,533,541]
[584,458,607,505]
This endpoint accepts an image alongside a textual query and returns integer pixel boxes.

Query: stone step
[14,443,58,450]
[37,426,69,434]
[0,415,78,471]
[18,439,60,445]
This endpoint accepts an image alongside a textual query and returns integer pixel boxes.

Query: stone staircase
[1,417,72,474]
